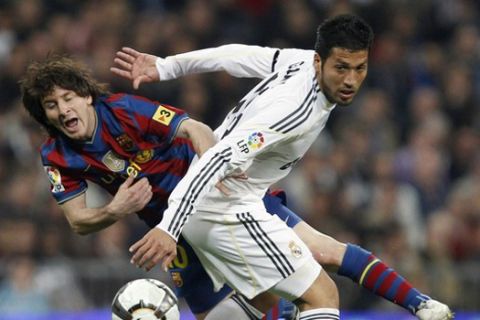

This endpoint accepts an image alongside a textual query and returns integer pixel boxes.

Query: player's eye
[44,102,56,110]
[356,64,367,72]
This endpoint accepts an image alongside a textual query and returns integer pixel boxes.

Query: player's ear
[87,95,93,105]
[314,53,322,73]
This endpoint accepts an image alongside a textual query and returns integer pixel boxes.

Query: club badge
[115,133,135,152]
[289,241,303,258]
[170,272,184,288]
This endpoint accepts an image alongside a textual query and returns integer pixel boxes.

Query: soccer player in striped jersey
[119,14,453,320]
[20,55,300,320]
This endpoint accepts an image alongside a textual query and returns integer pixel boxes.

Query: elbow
[69,222,91,236]
[76,229,90,236]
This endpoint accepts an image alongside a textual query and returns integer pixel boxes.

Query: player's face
[42,86,96,140]
[315,48,368,106]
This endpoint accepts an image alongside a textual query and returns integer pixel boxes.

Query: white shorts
[182,208,322,299]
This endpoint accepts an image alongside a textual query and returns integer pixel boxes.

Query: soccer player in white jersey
[114,14,453,320]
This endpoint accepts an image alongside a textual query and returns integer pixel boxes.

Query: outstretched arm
[111,45,279,89]
[61,176,152,235]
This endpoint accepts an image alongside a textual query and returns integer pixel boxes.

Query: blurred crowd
[0,0,479,314]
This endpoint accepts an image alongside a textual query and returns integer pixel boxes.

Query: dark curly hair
[19,55,110,137]
[315,14,374,61]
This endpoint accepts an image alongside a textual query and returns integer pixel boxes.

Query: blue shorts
[168,191,303,314]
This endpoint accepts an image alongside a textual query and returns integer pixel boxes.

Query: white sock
[205,293,264,320]
[299,308,339,320]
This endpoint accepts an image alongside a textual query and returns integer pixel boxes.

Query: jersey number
[169,244,189,269]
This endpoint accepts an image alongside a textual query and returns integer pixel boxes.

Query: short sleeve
[42,161,87,204]
[41,150,88,204]
[112,95,189,143]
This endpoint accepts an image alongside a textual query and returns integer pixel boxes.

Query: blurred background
[0,0,479,318]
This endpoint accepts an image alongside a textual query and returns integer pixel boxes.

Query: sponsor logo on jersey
[102,150,126,172]
[247,132,264,150]
[170,271,184,287]
[115,133,135,152]
[44,166,65,193]
[153,105,175,126]
[134,149,153,164]
[289,241,303,258]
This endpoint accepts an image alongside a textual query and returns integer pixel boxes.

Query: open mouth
[63,118,79,131]
[339,90,355,100]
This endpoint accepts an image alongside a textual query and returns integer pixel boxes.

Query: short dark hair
[19,55,109,137]
[314,14,374,61]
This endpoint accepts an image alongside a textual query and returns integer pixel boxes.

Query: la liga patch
[247,132,264,150]
[44,166,65,193]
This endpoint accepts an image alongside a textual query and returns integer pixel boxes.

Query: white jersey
[156,45,336,240]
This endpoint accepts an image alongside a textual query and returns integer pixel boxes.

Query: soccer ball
[112,279,180,320]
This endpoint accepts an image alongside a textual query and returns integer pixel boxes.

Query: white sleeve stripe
[238,212,295,278]
[270,81,316,133]
[168,147,233,237]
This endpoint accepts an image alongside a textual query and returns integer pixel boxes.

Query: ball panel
[112,279,179,320]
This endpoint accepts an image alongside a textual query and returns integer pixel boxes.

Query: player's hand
[129,228,177,272]
[215,172,248,196]
[106,175,153,217]
[110,47,160,89]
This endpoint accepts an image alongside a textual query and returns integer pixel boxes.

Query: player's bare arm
[175,118,217,157]
[175,117,245,194]
[61,175,153,235]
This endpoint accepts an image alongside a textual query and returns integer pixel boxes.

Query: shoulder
[40,137,58,156]
[101,93,141,109]
[274,48,315,72]
[272,63,317,99]
[100,93,159,113]
[40,137,69,165]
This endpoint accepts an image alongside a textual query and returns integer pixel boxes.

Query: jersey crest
[115,133,135,152]
[170,271,184,287]
[289,241,303,258]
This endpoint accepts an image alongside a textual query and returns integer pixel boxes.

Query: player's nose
[343,71,356,88]
[57,101,71,115]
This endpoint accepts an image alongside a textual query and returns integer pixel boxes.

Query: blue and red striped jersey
[40,93,195,227]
